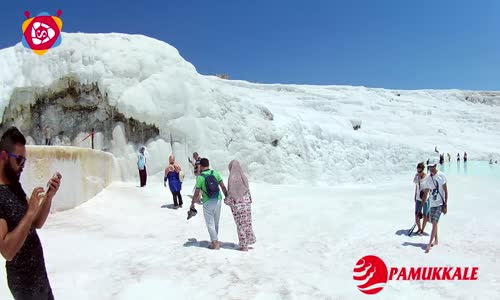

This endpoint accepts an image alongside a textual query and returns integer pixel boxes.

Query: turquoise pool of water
[428,161,500,179]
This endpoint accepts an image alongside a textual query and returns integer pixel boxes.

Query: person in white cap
[421,158,448,253]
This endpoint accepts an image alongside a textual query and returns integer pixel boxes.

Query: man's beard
[4,159,21,184]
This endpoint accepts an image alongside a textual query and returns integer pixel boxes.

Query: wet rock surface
[0,76,159,148]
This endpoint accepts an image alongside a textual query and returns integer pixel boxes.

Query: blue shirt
[137,153,146,170]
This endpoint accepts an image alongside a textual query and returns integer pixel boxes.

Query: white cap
[427,158,438,167]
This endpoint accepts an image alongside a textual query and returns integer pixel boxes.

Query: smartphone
[46,172,62,191]
[40,172,61,205]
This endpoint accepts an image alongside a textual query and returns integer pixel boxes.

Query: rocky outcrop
[463,91,500,106]
[0,76,159,149]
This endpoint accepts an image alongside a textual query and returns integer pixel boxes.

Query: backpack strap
[431,174,446,206]
[199,170,211,197]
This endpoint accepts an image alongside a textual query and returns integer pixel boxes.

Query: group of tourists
[138,149,256,252]
[412,158,448,253]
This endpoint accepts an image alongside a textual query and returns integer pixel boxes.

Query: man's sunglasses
[7,152,26,166]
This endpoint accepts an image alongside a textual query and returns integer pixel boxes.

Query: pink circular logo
[21,10,63,56]
[353,255,388,295]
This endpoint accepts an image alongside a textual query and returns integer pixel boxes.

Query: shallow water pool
[430,160,500,179]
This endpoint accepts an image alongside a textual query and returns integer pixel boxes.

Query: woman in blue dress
[164,155,184,208]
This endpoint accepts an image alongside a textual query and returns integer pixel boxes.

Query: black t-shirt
[194,158,201,174]
[0,183,51,293]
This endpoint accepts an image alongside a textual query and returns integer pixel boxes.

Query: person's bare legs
[432,225,438,246]
[213,241,221,250]
[415,213,422,234]
[421,202,429,234]
[422,215,429,234]
[415,201,424,234]
[425,222,437,253]
[209,241,220,250]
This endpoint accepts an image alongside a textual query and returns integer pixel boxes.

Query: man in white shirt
[421,159,448,253]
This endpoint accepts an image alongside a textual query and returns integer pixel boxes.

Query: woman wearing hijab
[164,155,184,208]
[224,160,256,251]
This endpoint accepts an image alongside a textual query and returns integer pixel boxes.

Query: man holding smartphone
[0,126,62,300]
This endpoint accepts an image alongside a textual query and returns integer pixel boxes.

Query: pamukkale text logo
[353,255,479,295]
[22,10,63,55]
